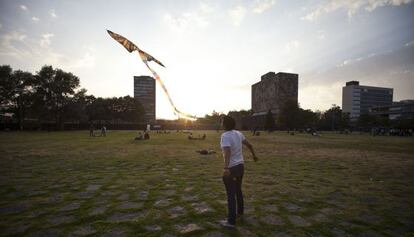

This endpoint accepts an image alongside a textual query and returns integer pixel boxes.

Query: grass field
[0,130,413,237]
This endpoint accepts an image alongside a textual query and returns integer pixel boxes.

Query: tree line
[0,65,144,130]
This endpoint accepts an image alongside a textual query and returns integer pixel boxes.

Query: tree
[278,99,300,130]
[32,65,80,129]
[264,110,275,132]
[0,65,34,130]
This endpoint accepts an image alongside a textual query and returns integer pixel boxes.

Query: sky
[0,0,413,119]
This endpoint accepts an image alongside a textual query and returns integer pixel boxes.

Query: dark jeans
[223,164,244,225]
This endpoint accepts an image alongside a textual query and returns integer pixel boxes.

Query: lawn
[0,130,413,237]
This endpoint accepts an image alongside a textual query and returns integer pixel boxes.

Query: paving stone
[70,225,97,236]
[359,196,378,204]
[244,216,260,226]
[184,187,194,192]
[106,212,144,222]
[101,191,117,196]
[328,190,344,200]
[3,221,31,235]
[262,204,279,212]
[192,202,214,214]
[28,190,48,196]
[260,215,284,225]
[101,228,126,237]
[359,231,383,237]
[0,203,28,215]
[47,214,76,225]
[154,198,172,207]
[181,195,198,201]
[271,232,293,237]
[118,202,143,210]
[331,227,350,237]
[175,223,203,234]
[144,225,162,232]
[288,215,311,227]
[86,184,102,191]
[238,227,258,237]
[309,213,329,223]
[161,234,176,237]
[282,202,301,212]
[137,191,149,200]
[117,193,129,201]
[60,202,81,211]
[26,209,49,218]
[45,193,65,204]
[167,206,186,218]
[320,207,339,215]
[75,191,95,199]
[203,231,228,237]
[358,213,383,224]
[26,229,62,237]
[89,206,107,216]
[163,189,176,196]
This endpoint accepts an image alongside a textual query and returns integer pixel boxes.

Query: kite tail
[140,55,196,120]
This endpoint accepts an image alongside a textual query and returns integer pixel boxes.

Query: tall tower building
[342,81,393,119]
[134,76,155,123]
[251,72,298,118]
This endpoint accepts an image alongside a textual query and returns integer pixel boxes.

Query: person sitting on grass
[196,149,216,155]
[219,115,258,228]
[144,131,150,140]
[135,132,143,140]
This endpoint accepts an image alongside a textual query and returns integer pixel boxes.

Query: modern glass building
[342,81,393,119]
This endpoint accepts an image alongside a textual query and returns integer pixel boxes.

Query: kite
[107,30,196,120]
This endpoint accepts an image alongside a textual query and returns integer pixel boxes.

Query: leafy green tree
[0,65,34,130]
[278,99,300,130]
[32,65,80,129]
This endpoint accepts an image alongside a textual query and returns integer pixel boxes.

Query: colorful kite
[107,30,196,120]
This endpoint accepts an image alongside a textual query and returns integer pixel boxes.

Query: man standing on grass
[220,115,258,227]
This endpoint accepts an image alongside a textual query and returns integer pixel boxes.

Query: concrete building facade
[251,72,298,118]
[342,81,393,119]
[134,76,156,123]
[370,100,414,120]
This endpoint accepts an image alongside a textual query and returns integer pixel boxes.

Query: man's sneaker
[219,220,235,228]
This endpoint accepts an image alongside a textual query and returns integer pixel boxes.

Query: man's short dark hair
[222,116,236,131]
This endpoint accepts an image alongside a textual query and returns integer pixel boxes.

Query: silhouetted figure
[101,126,106,137]
[220,116,258,228]
[135,132,144,140]
[89,124,94,137]
[196,149,216,155]
[144,131,150,140]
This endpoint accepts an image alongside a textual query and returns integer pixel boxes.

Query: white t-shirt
[220,130,246,168]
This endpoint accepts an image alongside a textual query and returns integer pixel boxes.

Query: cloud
[285,40,300,52]
[50,9,58,18]
[0,23,2,29]
[0,30,95,71]
[317,30,326,40]
[302,0,413,21]
[0,31,30,58]
[228,1,276,26]
[20,5,28,11]
[32,17,40,21]
[163,3,211,32]
[252,0,277,14]
[40,33,54,47]
[228,6,247,26]
[300,44,414,110]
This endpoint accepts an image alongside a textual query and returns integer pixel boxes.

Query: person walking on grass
[220,115,258,228]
